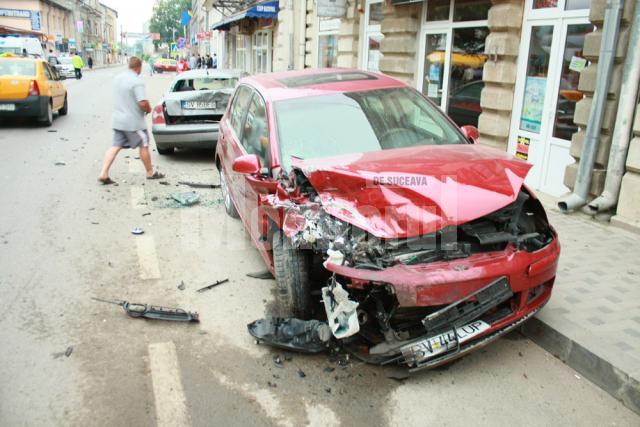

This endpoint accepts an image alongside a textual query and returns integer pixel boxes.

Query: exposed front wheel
[219,167,239,218]
[272,230,312,319]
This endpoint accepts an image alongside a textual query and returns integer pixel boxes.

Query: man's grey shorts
[113,129,149,149]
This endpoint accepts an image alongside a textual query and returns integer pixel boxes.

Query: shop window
[252,30,271,74]
[426,0,450,21]
[422,33,448,105]
[446,27,489,126]
[236,35,250,72]
[368,1,383,25]
[453,0,490,21]
[533,0,558,9]
[552,23,593,140]
[362,1,384,71]
[318,35,338,68]
[519,25,553,134]
[565,0,591,10]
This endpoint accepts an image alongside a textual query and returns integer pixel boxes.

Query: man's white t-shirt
[112,69,147,131]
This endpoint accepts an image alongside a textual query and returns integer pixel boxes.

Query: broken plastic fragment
[322,280,360,339]
[171,192,200,206]
[324,248,345,268]
[247,318,332,353]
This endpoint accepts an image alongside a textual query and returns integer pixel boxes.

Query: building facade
[0,0,118,65]
[205,0,639,229]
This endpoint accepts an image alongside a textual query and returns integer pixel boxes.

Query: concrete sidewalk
[521,201,640,414]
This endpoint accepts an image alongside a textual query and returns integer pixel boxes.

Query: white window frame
[360,0,384,71]
[415,0,489,113]
[252,29,272,73]
[236,33,250,73]
[317,17,340,68]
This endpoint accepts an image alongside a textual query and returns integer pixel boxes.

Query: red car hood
[291,144,531,239]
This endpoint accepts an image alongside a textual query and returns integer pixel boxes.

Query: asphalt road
[0,66,638,427]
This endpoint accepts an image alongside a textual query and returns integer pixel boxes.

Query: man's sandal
[147,171,166,180]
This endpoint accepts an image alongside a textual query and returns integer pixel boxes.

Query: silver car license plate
[182,101,216,110]
[401,320,490,366]
[0,104,16,111]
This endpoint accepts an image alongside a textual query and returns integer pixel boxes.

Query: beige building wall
[564,0,636,196]
[477,1,524,150]
[0,0,41,31]
[378,1,421,85]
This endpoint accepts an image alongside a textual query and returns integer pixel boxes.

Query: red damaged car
[215,69,560,371]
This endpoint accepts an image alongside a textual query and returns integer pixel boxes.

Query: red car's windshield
[274,87,468,171]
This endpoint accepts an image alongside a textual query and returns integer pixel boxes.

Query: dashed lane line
[148,341,191,427]
[136,235,161,280]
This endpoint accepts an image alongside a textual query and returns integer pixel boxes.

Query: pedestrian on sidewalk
[72,53,84,79]
[88,56,93,70]
[196,54,202,69]
[212,53,217,69]
[98,56,165,185]
[206,54,213,69]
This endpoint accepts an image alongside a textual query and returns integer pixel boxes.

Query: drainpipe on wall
[558,0,624,213]
[297,0,307,69]
[588,0,640,214]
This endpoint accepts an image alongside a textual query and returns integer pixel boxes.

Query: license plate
[401,320,490,366]
[0,104,15,111]
[181,101,216,110]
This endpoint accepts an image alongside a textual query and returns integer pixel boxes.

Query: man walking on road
[72,53,84,79]
[98,56,164,185]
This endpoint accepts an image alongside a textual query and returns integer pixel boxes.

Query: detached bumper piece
[248,318,332,353]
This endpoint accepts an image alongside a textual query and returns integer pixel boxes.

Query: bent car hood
[291,144,531,239]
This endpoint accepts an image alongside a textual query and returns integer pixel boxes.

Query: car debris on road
[178,181,220,189]
[91,297,199,322]
[196,278,229,293]
[171,191,200,206]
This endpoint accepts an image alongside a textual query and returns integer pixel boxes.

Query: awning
[211,1,279,31]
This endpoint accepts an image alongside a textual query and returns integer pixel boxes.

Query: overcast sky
[100,0,155,34]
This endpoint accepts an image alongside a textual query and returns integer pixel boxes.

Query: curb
[521,317,640,415]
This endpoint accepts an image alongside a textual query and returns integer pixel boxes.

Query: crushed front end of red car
[254,144,560,371]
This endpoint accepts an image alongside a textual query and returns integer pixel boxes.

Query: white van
[0,35,45,58]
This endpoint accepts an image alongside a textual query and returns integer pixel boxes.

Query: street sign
[176,37,186,49]
[170,42,177,52]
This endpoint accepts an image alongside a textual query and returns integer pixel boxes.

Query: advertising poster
[516,136,530,161]
[520,76,546,134]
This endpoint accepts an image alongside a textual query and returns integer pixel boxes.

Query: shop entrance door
[509,6,592,196]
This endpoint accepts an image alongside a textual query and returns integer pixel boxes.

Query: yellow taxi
[0,53,68,126]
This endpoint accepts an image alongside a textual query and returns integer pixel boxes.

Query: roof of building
[241,68,408,102]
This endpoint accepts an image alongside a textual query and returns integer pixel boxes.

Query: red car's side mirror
[460,125,479,144]
[232,154,261,175]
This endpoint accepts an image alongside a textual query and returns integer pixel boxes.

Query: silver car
[151,69,245,155]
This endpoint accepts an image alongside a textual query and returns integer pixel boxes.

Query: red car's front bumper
[325,233,560,370]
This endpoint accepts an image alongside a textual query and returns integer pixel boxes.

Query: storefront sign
[317,0,347,18]
[68,38,76,49]
[516,136,530,161]
[31,10,41,30]
[520,76,546,134]
[0,8,31,19]
[77,20,84,33]
[569,56,587,73]
[319,18,340,32]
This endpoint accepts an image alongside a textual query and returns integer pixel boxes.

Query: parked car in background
[447,80,483,127]
[217,68,559,371]
[153,58,177,73]
[151,69,245,154]
[0,54,68,125]
[50,56,76,79]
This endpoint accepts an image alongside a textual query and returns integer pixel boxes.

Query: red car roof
[240,68,409,102]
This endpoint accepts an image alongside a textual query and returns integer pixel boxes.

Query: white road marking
[210,369,293,427]
[304,402,340,427]
[130,186,146,210]
[136,235,161,279]
[148,342,191,427]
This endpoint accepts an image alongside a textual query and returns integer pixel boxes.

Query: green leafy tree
[148,0,191,46]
